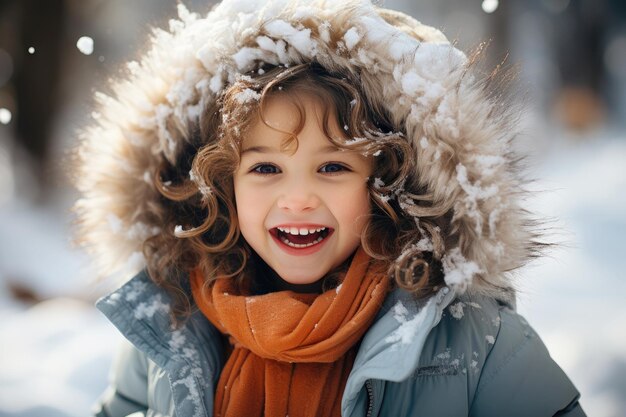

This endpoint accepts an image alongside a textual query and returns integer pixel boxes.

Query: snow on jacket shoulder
[92,270,583,417]
[377,298,585,417]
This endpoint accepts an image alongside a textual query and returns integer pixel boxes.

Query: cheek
[335,184,371,234]
[234,181,263,236]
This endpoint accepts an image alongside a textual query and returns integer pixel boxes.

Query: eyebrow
[241,144,341,155]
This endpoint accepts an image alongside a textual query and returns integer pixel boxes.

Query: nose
[276,182,321,212]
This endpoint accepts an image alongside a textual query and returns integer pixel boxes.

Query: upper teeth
[277,226,327,235]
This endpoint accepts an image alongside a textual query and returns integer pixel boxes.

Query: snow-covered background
[1,1,625,416]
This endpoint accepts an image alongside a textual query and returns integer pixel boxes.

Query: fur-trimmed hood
[74,0,538,299]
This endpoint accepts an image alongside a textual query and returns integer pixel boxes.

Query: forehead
[242,92,343,149]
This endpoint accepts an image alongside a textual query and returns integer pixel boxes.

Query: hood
[73,0,539,299]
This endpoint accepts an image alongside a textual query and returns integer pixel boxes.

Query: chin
[280,272,325,286]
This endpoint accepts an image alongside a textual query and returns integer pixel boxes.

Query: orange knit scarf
[190,247,389,417]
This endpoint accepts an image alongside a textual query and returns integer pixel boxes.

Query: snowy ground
[0,129,625,417]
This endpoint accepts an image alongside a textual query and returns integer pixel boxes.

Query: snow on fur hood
[74,0,538,299]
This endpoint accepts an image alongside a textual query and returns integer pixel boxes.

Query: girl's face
[233,93,372,288]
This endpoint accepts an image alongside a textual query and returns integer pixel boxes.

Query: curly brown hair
[145,62,453,324]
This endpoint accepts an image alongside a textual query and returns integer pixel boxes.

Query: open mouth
[270,226,333,249]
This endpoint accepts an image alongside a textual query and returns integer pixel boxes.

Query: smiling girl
[74,1,584,416]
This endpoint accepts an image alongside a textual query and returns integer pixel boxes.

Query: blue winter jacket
[92,270,584,417]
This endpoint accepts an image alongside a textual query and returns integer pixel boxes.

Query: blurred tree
[548,0,626,130]
[0,0,66,200]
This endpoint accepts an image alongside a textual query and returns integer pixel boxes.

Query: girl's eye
[319,163,348,174]
[251,164,280,175]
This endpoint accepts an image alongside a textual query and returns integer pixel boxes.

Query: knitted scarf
[190,247,389,417]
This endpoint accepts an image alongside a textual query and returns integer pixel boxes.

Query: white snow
[400,71,426,97]
[455,163,499,200]
[134,295,170,320]
[345,137,368,145]
[189,169,213,200]
[264,20,316,56]
[174,225,185,236]
[0,298,122,417]
[209,73,223,94]
[388,34,418,61]
[343,27,361,50]
[486,335,495,344]
[318,21,331,43]
[106,213,123,233]
[378,193,391,203]
[449,301,465,319]
[412,43,466,80]
[397,239,435,263]
[256,35,278,52]
[481,0,499,14]
[0,108,12,124]
[235,88,261,103]
[435,348,451,361]
[126,222,160,241]
[385,298,435,346]
[232,47,263,71]
[442,247,481,289]
[76,36,94,55]
[169,330,186,350]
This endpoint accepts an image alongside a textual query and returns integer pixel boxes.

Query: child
[73,0,585,416]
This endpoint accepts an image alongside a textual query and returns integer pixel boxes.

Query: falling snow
[76,36,94,55]
[0,108,11,124]
[482,0,499,14]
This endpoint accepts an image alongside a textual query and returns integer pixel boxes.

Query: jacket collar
[97,270,455,417]
[341,285,456,416]
[96,270,222,417]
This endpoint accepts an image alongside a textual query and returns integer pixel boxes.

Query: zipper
[365,379,374,417]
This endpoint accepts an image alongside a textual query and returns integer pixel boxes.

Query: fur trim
[74,0,538,298]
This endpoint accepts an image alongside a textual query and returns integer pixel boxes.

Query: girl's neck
[249,251,354,295]
[269,273,326,294]
[251,255,325,294]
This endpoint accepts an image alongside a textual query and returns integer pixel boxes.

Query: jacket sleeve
[469,307,585,417]
[92,340,150,417]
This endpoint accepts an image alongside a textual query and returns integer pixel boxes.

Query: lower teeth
[281,236,324,248]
